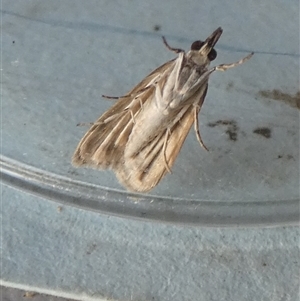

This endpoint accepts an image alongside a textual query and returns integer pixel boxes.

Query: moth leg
[162,129,172,173]
[215,52,254,72]
[162,37,184,54]
[138,98,144,110]
[129,110,136,124]
[103,112,126,123]
[193,106,209,152]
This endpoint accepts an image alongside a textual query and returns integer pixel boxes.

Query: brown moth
[72,27,253,192]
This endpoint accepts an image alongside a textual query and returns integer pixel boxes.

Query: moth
[72,27,253,192]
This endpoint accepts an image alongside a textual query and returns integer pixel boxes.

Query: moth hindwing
[72,27,253,192]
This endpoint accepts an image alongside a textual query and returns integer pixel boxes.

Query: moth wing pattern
[72,60,175,169]
[115,87,208,192]
[72,95,135,168]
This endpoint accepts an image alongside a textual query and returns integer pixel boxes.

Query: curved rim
[1,155,299,227]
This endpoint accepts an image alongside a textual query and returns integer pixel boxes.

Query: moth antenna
[102,94,122,100]
[163,129,172,173]
[193,106,209,151]
[162,36,184,54]
[102,85,152,100]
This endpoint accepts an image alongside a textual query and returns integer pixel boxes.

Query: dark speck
[153,24,161,32]
[253,127,271,138]
[208,120,239,141]
[226,128,237,141]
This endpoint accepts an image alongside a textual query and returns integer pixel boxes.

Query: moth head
[190,27,223,62]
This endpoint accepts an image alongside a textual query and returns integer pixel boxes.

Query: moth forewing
[72,27,253,192]
[115,92,208,192]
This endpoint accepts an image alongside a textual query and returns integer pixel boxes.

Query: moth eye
[191,40,217,61]
[191,40,204,50]
[208,49,217,61]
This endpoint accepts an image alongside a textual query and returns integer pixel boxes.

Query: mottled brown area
[259,89,300,109]
[153,24,161,31]
[253,127,271,138]
[208,120,238,141]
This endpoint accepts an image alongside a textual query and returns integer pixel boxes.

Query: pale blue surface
[2,184,300,301]
[1,0,299,300]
